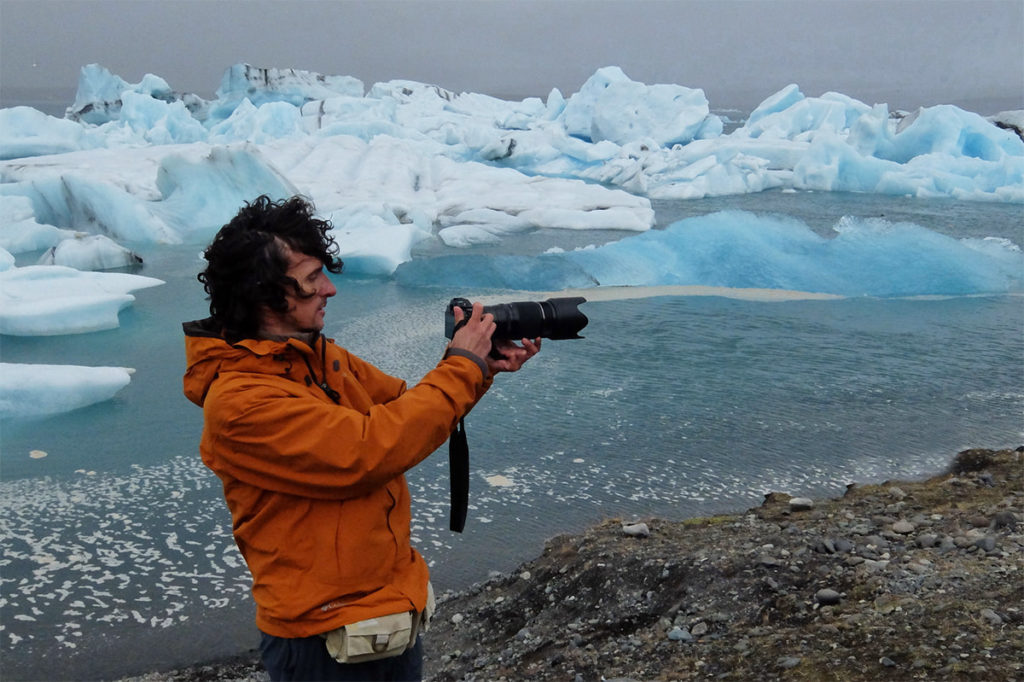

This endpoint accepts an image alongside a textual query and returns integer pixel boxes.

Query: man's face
[261,245,337,338]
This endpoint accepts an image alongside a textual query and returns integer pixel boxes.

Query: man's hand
[487,337,541,374]
[449,302,541,374]
[449,302,497,360]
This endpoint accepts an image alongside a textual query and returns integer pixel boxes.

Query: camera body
[444,296,588,342]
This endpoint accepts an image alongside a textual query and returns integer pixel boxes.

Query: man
[183,195,539,681]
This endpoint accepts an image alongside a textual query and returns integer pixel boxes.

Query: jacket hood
[182,317,314,407]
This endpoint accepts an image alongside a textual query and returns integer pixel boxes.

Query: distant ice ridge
[1,63,1021,205]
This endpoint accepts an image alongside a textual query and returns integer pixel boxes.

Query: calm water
[1,192,1022,680]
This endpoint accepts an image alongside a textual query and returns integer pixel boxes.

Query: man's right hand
[448,302,496,360]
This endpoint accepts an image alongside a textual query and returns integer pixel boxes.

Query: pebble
[778,656,802,669]
[789,498,814,512]
[864,534,889,549]
[834,538,855,553]
[691,621,708,636]
[622,522,650,538]
[815,588,842,606]
[974,536,996,552]
[892,520,915,534]
[667,627,693,642]
[954,535,974,549]
[992,511,1017,530]
[968,515,990,528]
[907,562,931,575]
[980,608,1003,626]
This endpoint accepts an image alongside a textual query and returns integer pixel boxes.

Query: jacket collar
[183,317,322,356]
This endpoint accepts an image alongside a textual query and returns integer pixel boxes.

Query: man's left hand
[487,338,541,374]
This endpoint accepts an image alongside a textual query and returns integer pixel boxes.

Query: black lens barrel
[445,296,587,340]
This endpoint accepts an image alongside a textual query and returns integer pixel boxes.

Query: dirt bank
[423,447,1023,681]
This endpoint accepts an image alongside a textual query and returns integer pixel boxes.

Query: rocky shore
[123,447,1022,681]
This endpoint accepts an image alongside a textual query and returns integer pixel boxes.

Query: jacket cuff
[444,347,490,381]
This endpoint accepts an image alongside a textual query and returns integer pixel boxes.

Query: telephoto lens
[445,297,588,341]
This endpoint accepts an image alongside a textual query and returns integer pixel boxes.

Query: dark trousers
[259,631,423,682]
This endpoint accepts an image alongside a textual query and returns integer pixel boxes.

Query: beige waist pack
[322,583,435,664]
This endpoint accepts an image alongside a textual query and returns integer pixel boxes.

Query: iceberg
[36,234,143,271]
[66,63,177,125]
[0,194,83,253]
[1,63,1018,211]
[1,143,300,247]
[0,106,93,160]
[556,66,722,146]
[0,265,163,335]
[396,211,1024,297]
[210,64,364,123]
[0,363,134,419]
[0,130,654,274]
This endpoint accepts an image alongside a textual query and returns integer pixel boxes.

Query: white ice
[0,363,134,418]
[0,195,83,254]
[393,210,1024,296]
[37,234,143,270]
[1,62,1022,417]
[0,265,163,336]
[1,64,1020,273]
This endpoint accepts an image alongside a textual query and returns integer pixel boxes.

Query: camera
[443,295,587,533]
[444,296,588,342]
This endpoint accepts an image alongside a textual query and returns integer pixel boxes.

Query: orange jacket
[182,317,491,637]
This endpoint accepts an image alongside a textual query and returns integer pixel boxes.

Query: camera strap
[448,417,470,533]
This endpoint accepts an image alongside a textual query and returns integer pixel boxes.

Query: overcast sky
[1,0,1021,112]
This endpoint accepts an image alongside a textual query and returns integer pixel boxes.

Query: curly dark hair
[198,195,343,342]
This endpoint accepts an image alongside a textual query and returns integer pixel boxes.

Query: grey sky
[1,0,1021,112]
